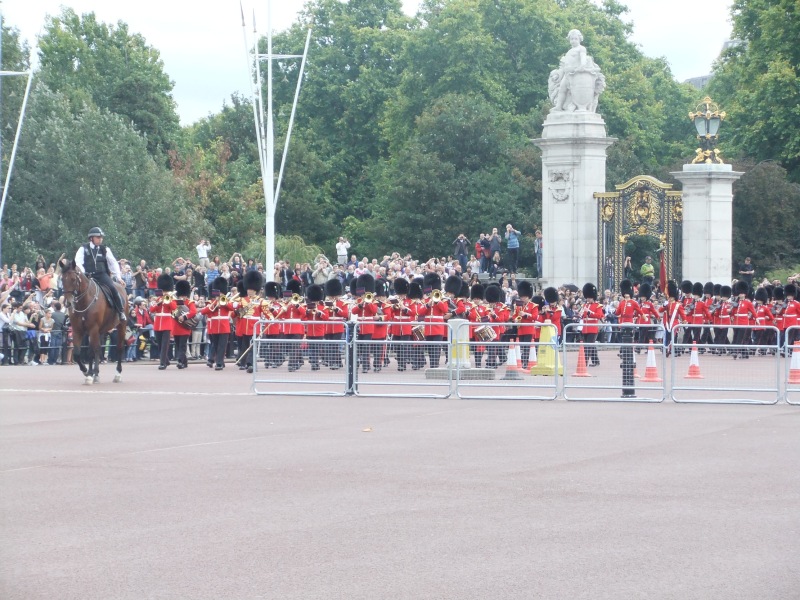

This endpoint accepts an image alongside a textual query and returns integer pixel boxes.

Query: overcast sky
[3,0,733,125]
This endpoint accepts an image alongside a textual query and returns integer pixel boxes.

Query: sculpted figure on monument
[548,29,606,113]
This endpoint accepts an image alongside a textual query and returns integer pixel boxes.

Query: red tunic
[232,296,264,337]
[515,300,540,337]
[303,303,330,338]
[662,300,686,331]
[200,303,234,334]
[615,298,643,325]
[579,302,603,335]
[420,299,449,337]
[733,298,757,326]
[172,299,197,337]
[150,298,176,333]
[351,299,378,335]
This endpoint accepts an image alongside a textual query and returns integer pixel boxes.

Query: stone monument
[533,29,615,286]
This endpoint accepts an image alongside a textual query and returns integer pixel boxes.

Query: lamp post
[689,96,726,164]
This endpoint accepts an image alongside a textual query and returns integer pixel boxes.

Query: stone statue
[548,29,606,113]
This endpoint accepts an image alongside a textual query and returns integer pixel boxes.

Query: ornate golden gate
[594,175,683,291]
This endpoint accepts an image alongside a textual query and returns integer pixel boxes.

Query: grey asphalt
[1,363,798,600]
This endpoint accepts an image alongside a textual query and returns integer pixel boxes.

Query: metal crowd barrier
[785,326,800,405]
[252,319,349,396]
[670,325,780,405]
[451,321,559,400]
[245,318,799,404]
[561,323,667,403]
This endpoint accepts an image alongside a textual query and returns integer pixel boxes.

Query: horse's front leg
[114,323,125,383]
[89,329,101,384]
[74,332,90,382]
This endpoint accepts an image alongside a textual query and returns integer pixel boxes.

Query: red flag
[659,248,667,294]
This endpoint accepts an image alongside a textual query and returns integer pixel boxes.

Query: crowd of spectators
[1,236,797,366]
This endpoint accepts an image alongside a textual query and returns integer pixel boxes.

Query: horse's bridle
[63,270,100,314]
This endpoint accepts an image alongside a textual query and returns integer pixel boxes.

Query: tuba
[430,289,443,302]
[363,292,375,303]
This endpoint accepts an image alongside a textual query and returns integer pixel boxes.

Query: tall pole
[242,1,310,272]
[0,16,34,265]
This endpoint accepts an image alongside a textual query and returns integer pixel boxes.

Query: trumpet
[160,292,175,303]
[363,292,375,303]
[290,293,303,305]
[430,289,443,303]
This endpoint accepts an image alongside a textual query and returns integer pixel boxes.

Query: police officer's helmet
[87,227,105,238]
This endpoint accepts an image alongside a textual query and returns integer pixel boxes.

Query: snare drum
[411,325,426,341]
[474,325,497,342]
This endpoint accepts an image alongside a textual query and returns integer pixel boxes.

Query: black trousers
[582,332,599,365]
[357,333,372,371]
[426,335,444,368]
[154,329,171,367]
[174,334,189,366]
[209,332,229,367]
[323,332,343,368]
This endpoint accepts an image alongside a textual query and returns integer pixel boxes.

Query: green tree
[731,160,800,273]
[707,0,800,181]
[4,84,205,266]
[37,8,180,157]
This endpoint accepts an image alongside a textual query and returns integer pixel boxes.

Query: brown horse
[59,259,128,385]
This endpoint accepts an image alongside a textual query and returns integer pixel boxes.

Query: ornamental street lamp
[689,96,726,164]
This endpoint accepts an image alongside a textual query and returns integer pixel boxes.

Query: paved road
[1,364,798,599]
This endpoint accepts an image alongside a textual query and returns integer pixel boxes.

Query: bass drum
[474,325,497,342]
[411,325,426,341]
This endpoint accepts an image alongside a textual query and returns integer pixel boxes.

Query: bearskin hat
[175,280,191,297]
[470,283,484,301]
[375,278,389,297]
[619,279,633,298]
[720,284,732,298]
[157,273,174,292]
[285,278,302,297]
[265,281,281,299]
[581,282,597,300]
[236,280,245,296]
[691,282,704,297]
[786,283,798,298]
[444,275,462,295]
[755,287,769,303]
[408,279,424,300]
[423,272,441,293]
[356,273,375,296]
[532,295,545,309]
[393,278,409,295]
[774,286,785,301]
[713,283,722,296]
[325,278,343,297]
[212,276,228,295]
[680,280,693,295]
[518,280,534,299]
[349,277,358,297]
[734,280,750,296]
[244,269,264,292]
[543,286,559,305]
[667,280,679,299]
[306,284,324,302]
[458,280,470,299]
[703,281,715,296]
[484,284,502,303]
[638,283,652,299]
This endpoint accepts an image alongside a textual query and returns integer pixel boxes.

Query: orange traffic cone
[788,342,800,384]
[685,341,704,379]
[572,343,591,377]
[502,342,524,380]
[640,343,663,382]
[529,342,538,367]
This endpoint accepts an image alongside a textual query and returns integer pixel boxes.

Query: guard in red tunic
[513,280,540,369]
[662,280,687,355]
[753,287,775,352]
[542,287,563,344]
[372,279,393,372]
[389,278,413,371]
[324,279,348,370]
[200,277,235,370]
[149,273,176,370]
[484,284,509,369]
[274,279,306,371]
[712,285,734,354]
[782,283,800,354]
[172,280,197,370]
[407,279,427,370]
[686,282,712,349]
[350,274,378,373]
[580,282,604,367]
[467,284,491,368]
[730,281,756,358]
[636,283,661,346]
[698,282,716,347]
[418,273,450,368]
[303,284,329,371]
[261,282,284,369]
[231,270,264,373]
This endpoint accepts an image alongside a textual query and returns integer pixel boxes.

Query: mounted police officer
[73,227,127,323]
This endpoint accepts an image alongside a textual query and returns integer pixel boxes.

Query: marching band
[139,273,800,372]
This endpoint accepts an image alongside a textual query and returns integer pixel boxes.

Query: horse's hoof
[93,375,99,383]
[113,374,122,383]
[84,377,93,386]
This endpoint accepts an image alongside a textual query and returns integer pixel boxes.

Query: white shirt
[335,240,350,257]
[196,242,211,259]
[74,242,122,279]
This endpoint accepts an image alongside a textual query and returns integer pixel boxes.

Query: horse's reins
[65,273,100,314]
